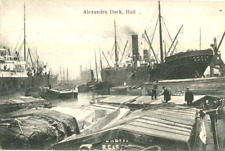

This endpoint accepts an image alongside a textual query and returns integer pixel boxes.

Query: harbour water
[0,92,96,109]
[48,92,93,108]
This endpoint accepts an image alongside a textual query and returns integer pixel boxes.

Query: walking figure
[162,86,171,103]
[185,88,194,106]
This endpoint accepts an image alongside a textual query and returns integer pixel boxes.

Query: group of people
[151,85,194,106]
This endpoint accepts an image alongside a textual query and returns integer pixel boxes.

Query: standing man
[162,86,171,103]
[185,88,194,106]
[151,82,157,100]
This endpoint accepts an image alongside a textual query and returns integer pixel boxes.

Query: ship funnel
[143,49,150,62]
[132,35,139,66]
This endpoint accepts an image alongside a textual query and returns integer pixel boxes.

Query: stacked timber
[52,105,199,150]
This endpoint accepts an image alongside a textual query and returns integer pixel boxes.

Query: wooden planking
[141,116,192,130]
[168,107,197,115]
[99,95,139,104]
[99,95,118,102]
[152,109,196,121]
[124,96,141,104]
[112,96,129,104]
[118,124,189,143]
[99,95,123,103]
[116,96,138,104]
[92,104,119,110]
[131,96,155,104]
[156,108,197,117]
[106,106,197,144]
[85,105,115,112]
[157,106,197,117]
[140,111,195,126]
[160,107,197,114]
[135,118,191,133]
[109,105,197,130]
[134,96,164,104]
[127,121,190,136]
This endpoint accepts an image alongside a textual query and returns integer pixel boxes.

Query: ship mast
[67,68,69,84]
[158,0,163,63]
[94,50,98,82]
[114,20,118,67]
[200,28,201,50]
[24,2,26,61]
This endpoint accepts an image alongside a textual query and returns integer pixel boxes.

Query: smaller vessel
[44,87,78,99]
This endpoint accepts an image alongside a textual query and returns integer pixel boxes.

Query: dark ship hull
[101,49,213,87]
[0,74,51,95]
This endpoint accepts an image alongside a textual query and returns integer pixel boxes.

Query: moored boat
[44,87,78,99]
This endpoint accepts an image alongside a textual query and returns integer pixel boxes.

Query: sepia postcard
[0,0,225,150]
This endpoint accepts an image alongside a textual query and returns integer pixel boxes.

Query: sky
[0,0,225,80]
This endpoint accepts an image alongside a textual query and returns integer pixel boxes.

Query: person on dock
[151,83,157,100]
[185,88,194,106]
[162,86,171,103]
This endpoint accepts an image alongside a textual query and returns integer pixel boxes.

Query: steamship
[101,1,214,87]
[0,4,55,96]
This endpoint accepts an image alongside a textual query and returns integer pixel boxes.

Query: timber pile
[52,105,199,150]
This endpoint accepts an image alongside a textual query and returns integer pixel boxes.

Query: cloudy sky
[0,0,225,80]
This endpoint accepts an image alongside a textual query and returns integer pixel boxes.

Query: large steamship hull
[0,74,50,95]
[101,49,213,87]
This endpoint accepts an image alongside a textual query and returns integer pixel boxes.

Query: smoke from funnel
[123,26,136,35]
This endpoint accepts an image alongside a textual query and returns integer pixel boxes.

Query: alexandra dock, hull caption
[83,9,136,14]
